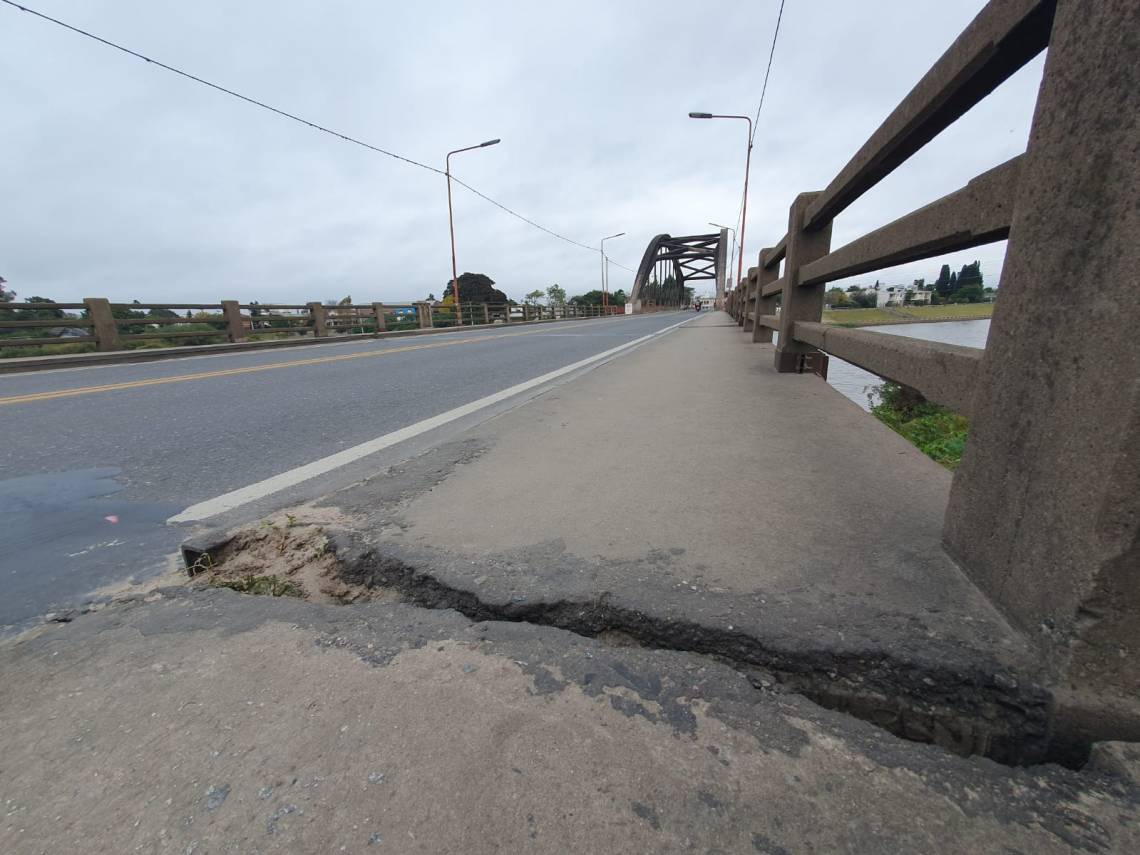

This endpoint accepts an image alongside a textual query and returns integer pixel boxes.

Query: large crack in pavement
[178,437,1060,768]
[326,533,1055,767]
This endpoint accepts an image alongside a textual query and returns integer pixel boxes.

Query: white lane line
[168,315,693,523]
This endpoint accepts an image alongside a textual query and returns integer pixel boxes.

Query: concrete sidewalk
[325,311,1049,762]
[3,311,1137,852]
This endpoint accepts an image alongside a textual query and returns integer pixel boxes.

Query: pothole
[181,521,1060,768]
[182,508,398,605]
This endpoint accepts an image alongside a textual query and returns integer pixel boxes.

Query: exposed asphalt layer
[2,587,1136,853]
[0,313,687,631]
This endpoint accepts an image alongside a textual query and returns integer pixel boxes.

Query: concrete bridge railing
[0,299,620,357]
[726,0,1137,752]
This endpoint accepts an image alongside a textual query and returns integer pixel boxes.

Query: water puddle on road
[0,468,182,634]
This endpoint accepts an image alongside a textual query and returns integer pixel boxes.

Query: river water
[824,319,991,410]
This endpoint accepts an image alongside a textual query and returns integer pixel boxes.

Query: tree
[934,264,954,298]
[569,290,605,306]
[957,261,983,292]
[610,289,627,306]
[445,272,508,304]
[546,284,566,306]
[425,293,437,302]
[846,284,861,293]
[525,289,545,304]
[0,278,13,327]
[826,287,848,306]
[954,284,985,303]
[18,296,64,320]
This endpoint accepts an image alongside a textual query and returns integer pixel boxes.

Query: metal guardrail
[0,299,622,356]
[725,0,1053,409]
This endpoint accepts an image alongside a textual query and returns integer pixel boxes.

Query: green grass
[823,303,993,327]
[870,383,969,469]
[0,340,97,359]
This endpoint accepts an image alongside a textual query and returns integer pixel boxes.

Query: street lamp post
[600,232,625,313]
[709,221,738,293]
[446,138,500,325]
[689,113,753,296]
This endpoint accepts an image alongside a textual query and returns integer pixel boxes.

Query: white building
[872,286,932,307]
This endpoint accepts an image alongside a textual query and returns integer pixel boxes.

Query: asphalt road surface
[0,312,690,632]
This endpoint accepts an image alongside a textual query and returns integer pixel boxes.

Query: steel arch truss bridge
[629,231,727,312]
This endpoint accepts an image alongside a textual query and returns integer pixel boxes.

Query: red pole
[738,118,753,296]
[446,151,461,326]
[446,139,500,328]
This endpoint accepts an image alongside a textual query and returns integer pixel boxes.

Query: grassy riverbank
[871,383,968,469]
[823,303,993,327]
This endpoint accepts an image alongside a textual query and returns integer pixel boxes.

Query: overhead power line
[751,0,786,143]
[1,0,636,273]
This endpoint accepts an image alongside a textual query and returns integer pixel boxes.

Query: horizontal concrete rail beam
[793,321,983,416]
[756,314,780,330]
[804,0,1054,231]
[761,276,787,298]
[761,234,787,270]
[0,318,94,328]
[800,157,1021,288]
[0,335,97,347]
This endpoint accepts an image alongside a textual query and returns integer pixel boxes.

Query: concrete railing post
[483,304,490,325]
[737,275,747,327]
[741,267,759,331]
[503,305,510,324]
[753,251,780,343]
[943,0,1139,751]
[307,302,329,337]
[371,303,387,333]
[774,192,833,372]
[413,301,433,328]
[83,298,121,352]
[221,300,245,343]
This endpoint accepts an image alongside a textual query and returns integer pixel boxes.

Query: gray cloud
[1,0,1043,304]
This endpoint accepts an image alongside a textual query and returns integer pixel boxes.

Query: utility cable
[1,0,638,271]
[751,0,786,143]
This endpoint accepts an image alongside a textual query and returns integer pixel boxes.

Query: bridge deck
[331,310,1047,761]
[7,312,1137,853]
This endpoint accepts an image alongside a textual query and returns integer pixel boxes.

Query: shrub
[870,382,969,469]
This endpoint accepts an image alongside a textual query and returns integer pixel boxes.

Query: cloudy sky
[1,0,1045,305]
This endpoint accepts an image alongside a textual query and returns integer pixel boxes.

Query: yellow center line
[0,324,584,407]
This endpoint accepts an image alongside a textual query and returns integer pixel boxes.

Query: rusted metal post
[774,192,833,372]
[221,300,245,342]
[83,298,121,351]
